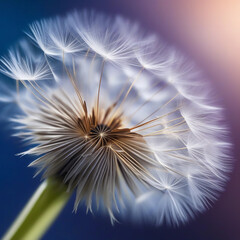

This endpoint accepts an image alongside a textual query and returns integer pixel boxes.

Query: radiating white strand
[68,10,137,64]
[0,48,52,81]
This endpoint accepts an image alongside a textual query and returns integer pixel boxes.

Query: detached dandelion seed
[0,10,232,238]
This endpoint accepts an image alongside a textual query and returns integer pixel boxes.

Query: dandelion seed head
[0,10,232,226]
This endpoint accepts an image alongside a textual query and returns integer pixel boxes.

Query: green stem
[2,178,71,240]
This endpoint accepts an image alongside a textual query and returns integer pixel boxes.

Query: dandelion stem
[2,178,71,240]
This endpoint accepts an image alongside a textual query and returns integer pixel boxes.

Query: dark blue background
[1,1,240,240]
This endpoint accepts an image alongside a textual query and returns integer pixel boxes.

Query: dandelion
[0,10,232,239]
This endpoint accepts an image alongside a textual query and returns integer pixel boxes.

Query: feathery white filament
[0,49,51,81]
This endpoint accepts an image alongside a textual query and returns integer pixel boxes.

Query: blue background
[0,1,240,240]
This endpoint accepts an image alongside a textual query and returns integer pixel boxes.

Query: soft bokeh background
[0,0,240,239]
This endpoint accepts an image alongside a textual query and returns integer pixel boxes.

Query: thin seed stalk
[2,178,71,240]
